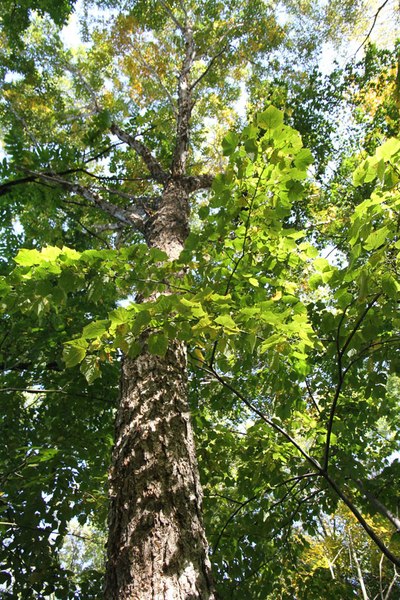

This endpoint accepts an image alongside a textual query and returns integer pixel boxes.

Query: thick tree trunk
[104,182,216,599]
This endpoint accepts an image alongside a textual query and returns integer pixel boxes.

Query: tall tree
[1,1,399,598]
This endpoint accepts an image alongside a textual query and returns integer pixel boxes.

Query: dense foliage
[0,1,399,598]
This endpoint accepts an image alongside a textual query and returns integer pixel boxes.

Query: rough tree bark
[104,11,217,597]
[104,181,216,599]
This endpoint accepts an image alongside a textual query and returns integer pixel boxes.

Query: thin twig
[323,293,381,471]
[354,0,390,56]
[197,361,400,568]
[212,472,317,553]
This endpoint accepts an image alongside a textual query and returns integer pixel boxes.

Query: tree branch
[0,167,92,197]
[355,0,390,56]
[171,20,196,177]
[61,207,112,248]
[212,473,317,553]
[354,478,400,532]
[159,0,186,33]
[181,173,214,192]
[323,293,381,471]
[305,377,320,414]
[0,387,68,394]
[324,470,400,569]
[0,361,61,372]
[202,362,323,472]
[0,162,148,197]
[197,362,400,569]
[24,170,147,230]
[343,337,400,376]
[110,123,168,184]
[190,45,228,91]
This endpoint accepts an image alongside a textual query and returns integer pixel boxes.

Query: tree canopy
[0,1,400,598]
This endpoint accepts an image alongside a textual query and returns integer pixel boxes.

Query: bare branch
[92,222,125,233]
[384,567,399,600]
[63,62,101,113]
[83,142,124,164]
[341,294,381,357]
[354,478,400,532]
[97,186,160,206]
[0,162,139,197]
[61,207,112,248]
[24,170,146,230]
[344,337,400,376]
[355,0,391,56]
[0,387,69,394]
[159,0,186,33]
[110,123,168,184]
[0,361,61,372]
[305,378,321,414]
[190,45,228,91]
[182,173,214,192]
[0,173,39,196]
[171,21,196,177]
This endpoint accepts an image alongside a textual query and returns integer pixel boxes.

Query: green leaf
[40,246,63,261]
[259,334,284,352]
[59,269,80,293]
[248,277,259,287]
[257,106,284,130]
[382,274,400,299]
[222,131,239,156]
[63,339,88,367]
[14,248,42,266]
[149,247,168,261]
[214,314,239,332]
[127,340,142,358]
[376,138,400,160]
[29,448,60,463]
[294,148,313,169]
[82,320,110,340]
[364,226,389,250]
[147,332,169,356]
[109,307,131,327]
[80,355,101,384]
[353,158,378,186]
[178,297,206,317]
[131,309,151,334]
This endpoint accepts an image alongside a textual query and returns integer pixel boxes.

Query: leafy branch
[212,472,317,553]
[323,293,381,471]
[197,361,400,569]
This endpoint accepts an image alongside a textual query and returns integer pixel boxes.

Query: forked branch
[197,362,400,569]
[25,170,147,230]
[110,123,168,184]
